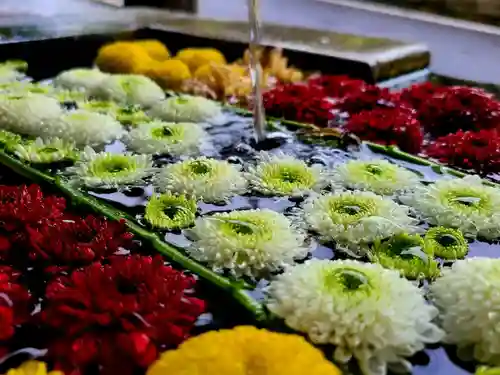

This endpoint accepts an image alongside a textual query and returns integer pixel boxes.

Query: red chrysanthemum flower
[419,86,500,136]
[0,185,66,232]
[262,83,325,118]
[393,82,446,112]
[333,85,396,115]
[43,255,205,375]
[426,129,500,175]
[0,266,30,341]
[345,107,424,153]
[26,215,134,273]
[307,75,369,98]
[293,96,335,127]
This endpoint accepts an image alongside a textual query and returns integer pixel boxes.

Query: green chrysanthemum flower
[144,193,197,230]
[149,95,222,123]
[246,152,328,197]
[54,68,108,92]
[423,226,468,260]
[90,74,165,108]
[332,159,421,196]
[0,129,21,150]
[13,137,78,164]
[126,121,207,156]
[303,191,419,253]
[185,209,308,277]
[67,147,156,188]
[370,233,440,280]
[154,157,247,203]
[267,259,444,375]
[400,175,500,239]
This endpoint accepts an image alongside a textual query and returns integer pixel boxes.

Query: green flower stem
[0,150,267,323]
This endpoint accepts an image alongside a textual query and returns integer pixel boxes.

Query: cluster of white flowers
[54,68,108,93]
[267,259,444,375]
[186,209,308,277]
[149,95,222,123]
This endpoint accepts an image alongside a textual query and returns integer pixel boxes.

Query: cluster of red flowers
[0,184,205,375]
[261,76,500,175]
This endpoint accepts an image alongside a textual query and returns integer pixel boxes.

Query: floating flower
[4,361,63,375]
[149,95,222,123]
[94,42,153,74]
[370,233,439,280]
[0,129,21,150]
[424,226,468,260]
[147,326,342,375]
[13,137,78,164]
[267,259,444,375]
[0,93,63,136]
[132,39,170,61]
[419,86,500,136]
[331,159,420,196]
[67,147,155,189]
[154,157,247,203]
[126,121,207,156]
[425,129,500,175]
[303,191,418,252]
[43,255,205,374]
[400,175,500,239]
[0,184,66,233]
[175,48,226,73]
[77,99,119,115]
[0,81,53,95]
[185,209,307,277]
[116,105,150,126]
[53,110,125,147]
[144,193,197,230]
[143,59,191,90]
[53,89,88,105]
[394,82,445,112]
[334,85,395,115]
[344,107,424,154]
[54,68,108,92]
[430,258,500,366]
[0,266,31,341]
[91,74,165,108]
[246,152,327,197]
[26,215,134,271]
[308,74,369,98]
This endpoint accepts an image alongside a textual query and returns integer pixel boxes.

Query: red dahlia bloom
[0,185,66,232]
[426,129,500,175]
[345,107,424,153]
[333,85,396,115]
[43,255,205,374]
[307,75,369,98]
[0,266,30,341]
[393,82,446,112]
[26,215,134,273]
[419,86,500,136]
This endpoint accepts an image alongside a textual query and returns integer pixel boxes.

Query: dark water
[4,109,498,374]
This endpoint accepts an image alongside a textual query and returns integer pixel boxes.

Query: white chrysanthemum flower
[430,258,500,366]
[246,151,328,197]
[144,192,197,230]
[400,175,500,239]
[0,93,63,136]
[90,74,165,108]
[186,209,308,277]
[125,121,207,156]
[303,191,418,252]
[332,159,420,196]
[54,68,108,92]
[13,137,78,164]
[66,147,156,188]
[267,259,444,375]
[154,157,247,203]
[149,95,222,123]
[51,110,125,147]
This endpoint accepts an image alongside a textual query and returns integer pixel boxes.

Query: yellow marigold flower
[132,39,170,60]
[5,361,64,375]
[144,59,191,90]
[95,42,152,74]
[176,48,226,73]
[147,326,342,375]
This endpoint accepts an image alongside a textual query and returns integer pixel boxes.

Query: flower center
[451,196,482,207]
[471,139,488,147]
[162,205,180,219]
[175,97,189,105]
[104,160,129,174]
[437,233,458,247]
[326,267,370,292]
[40,147,59,154]
[279,168,303,183]
[365,164,383,175]
[339,205,361,215]
[116,278,138,295]
[161,126,173,136]
[227,219,255,235]
[385,236,428,262]
[189,161,211,175]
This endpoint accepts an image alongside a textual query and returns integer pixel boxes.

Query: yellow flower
[175,48,226,73]
[95,42,152,74]
[132,39,170,60]
[193,63,246,96]
[5,361,64,375]
[144,59,191,90]
[147,326,342,375]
